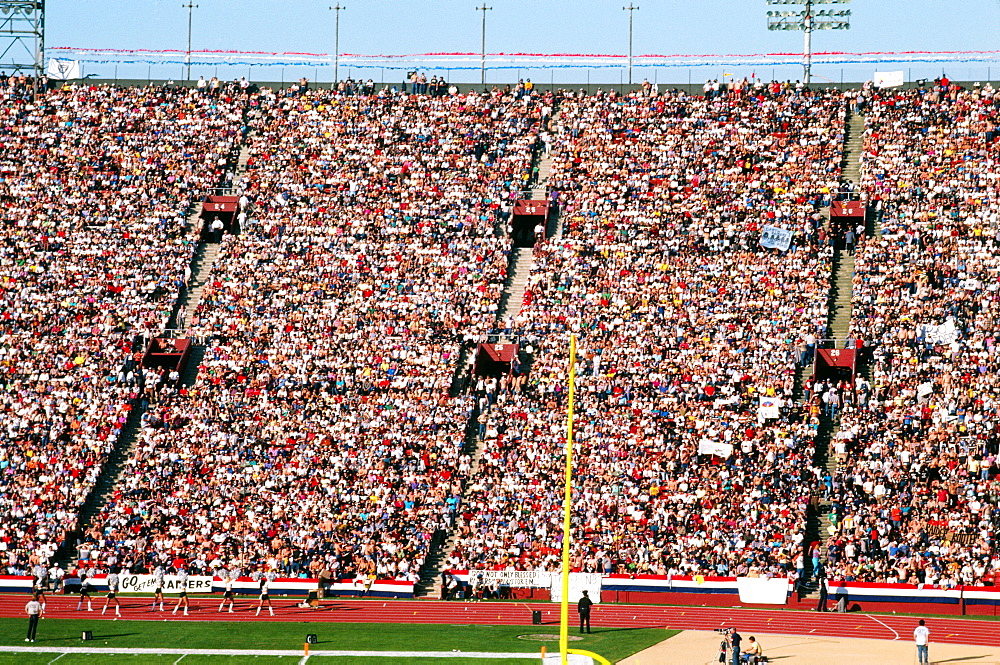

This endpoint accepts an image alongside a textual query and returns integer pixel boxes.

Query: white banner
[47,58,81,81]
[760,225,793,251]
[469,569,552,589]
[758,396,782,420]
[923,318,958,345]
[550,573,602,605]
[873,70,905,88]
[698,438,733,458]
[119,574,213,594]
[736,577,789,605]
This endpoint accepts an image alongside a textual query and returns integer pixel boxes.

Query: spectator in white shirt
[914,619,930,664]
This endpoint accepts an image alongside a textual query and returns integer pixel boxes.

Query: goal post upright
[559,333,577,664]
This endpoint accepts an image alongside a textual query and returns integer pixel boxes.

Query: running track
[1,595,998,648]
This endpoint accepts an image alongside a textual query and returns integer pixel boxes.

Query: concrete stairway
[842,112,865,184]
[173,242,221,332]
[826,111,864,344]
[827,245,856,345]
[414,400,489,598]
[531,154,554,200]
[801,106,867,602]
[447,344,477,397]
[414,456,481,598]
[233,126,258,192]
[497,247,535,324]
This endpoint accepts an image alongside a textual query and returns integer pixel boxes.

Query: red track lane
[0,595,998,648]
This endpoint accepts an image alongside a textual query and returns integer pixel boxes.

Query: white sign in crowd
[759,225,793,251]
[920,317,958,345]
[468,570,603,603]
[697,438,734,458]
[468,569,552,588]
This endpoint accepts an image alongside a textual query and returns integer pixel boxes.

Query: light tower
[0,1,44,81]
[476,3,491,85]
[183,1,198,81]
[767,0,850,84]
[623,4,638,86]
[329,4,345,84]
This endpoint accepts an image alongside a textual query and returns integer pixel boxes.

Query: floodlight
[765,0,851,82]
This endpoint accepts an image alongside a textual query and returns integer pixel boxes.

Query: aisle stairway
[497,247,535,325]
[801,107,867,602]
[171,240,220,332]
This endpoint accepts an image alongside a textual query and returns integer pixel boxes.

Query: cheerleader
[255,576,274,617]
[171,569,190,616]
[218,575,236,613]
[152,566,166,612]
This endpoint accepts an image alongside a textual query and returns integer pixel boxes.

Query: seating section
[0,82,243,574]
[450,88,845,577]
[5,78,1000,589]
[827,82,1000,585]
[84,87,544,578]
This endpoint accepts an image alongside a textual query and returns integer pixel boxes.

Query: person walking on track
[25,593,41,642]
[914,619,930,664]
[577,589,593,634]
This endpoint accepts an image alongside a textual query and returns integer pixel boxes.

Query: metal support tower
[0,1,44,80]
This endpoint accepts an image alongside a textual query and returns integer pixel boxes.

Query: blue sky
[48,0,1000,84]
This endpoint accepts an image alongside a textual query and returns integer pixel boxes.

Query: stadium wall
[7,573,1000,615]
[444,572,1000,616]
[1,575,415,599]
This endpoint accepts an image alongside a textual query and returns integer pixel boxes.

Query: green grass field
[0,618,678,664]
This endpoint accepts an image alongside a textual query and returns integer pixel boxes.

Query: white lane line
[866,614,900,640]
[298,656,310,665]
[173,655,186,665]
[0,646,539,659]
[46,654,65,665]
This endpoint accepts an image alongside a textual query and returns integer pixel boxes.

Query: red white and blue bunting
[48,47,1000,71]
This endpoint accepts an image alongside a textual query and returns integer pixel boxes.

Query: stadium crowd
[824,81,1000,585]
[80,85,547,579]
[5,74,1000,595]
[0,81,244,575]
[450,86,845,578]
